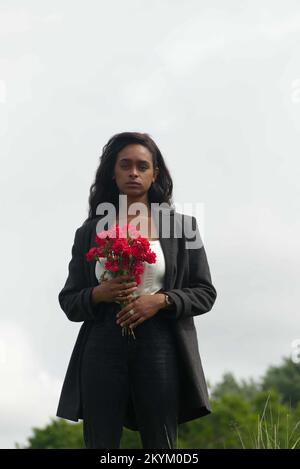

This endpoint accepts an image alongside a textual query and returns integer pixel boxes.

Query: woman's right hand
[91,274,138,305]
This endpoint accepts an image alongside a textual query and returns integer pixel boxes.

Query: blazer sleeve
[58,225,100,322]
[165,215,217,320]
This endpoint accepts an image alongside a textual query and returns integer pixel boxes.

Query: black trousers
[80,306,179,449]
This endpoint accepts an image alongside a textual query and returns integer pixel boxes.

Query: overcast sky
[1,0,300,449]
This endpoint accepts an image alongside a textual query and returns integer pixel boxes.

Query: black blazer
[56,205,217,430]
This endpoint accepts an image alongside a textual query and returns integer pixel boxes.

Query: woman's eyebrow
[119,158,150,164]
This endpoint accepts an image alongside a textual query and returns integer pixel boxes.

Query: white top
[95,239,165,296]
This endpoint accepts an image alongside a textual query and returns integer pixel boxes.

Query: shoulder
[172,211,198,233]
[173,212,203,249]
[73,217,98,246]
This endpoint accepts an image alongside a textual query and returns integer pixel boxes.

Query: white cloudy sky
[1,0,300,449]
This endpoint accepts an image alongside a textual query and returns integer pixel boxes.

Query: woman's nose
[129,166,139,176]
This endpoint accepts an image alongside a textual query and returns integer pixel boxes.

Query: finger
[115,289,138,307]
[115,289,137,302]
[123,294,136,303]
[115,293,135,303]
[116,303,136,320]
[113,284,135,297]
[116,306,132,319]
[119,311,139,327]
[124,287,138,296]
[117,289,135,299]
[111,275,132,284]
[129,316,144,330]
[120,282,137,291]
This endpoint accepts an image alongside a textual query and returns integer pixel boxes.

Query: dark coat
[56,206,217,430]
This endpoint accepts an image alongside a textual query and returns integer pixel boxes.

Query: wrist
[91,286,104,304]
[155,292,173,309]
[155,293,167,309]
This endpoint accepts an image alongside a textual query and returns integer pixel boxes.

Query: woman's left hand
[116,293,164,330]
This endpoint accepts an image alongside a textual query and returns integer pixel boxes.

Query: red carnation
[85,223,157,339]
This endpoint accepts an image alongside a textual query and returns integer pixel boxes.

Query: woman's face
[113,143,159,200]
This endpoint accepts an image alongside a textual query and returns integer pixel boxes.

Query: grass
[234,393,300,449]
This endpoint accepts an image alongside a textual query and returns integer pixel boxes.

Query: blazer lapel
[152,205,177,291]
[158,235,176,290]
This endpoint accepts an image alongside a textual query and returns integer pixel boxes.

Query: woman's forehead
[117,144,153,162]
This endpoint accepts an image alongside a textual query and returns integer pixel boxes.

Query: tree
[16,418,84,449]
[211,372,260,401]
[16,418,142,449]
[261,357,300,408]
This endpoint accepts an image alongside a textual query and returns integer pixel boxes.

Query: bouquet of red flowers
[85,223,157,338]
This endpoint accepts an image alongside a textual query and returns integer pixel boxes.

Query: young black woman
[56,131,217,449]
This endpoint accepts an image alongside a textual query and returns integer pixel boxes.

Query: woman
[56,131,217,449]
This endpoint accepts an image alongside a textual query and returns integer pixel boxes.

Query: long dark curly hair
[84,131,174,224]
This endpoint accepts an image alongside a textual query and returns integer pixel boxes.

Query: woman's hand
[91,274,138,304]
[116,293,165,330]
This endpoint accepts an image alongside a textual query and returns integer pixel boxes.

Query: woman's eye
[120,164,148,170]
